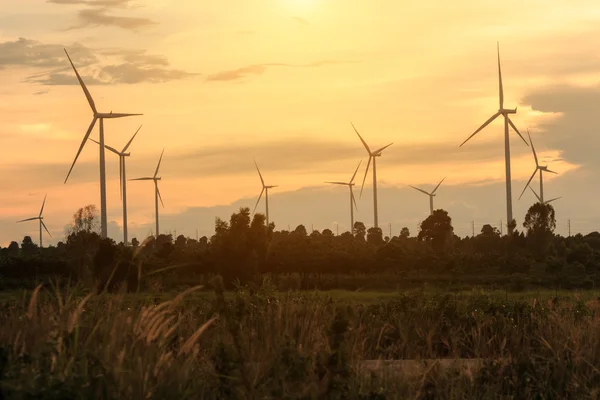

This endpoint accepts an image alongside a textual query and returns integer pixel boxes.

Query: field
[2,279,600,399]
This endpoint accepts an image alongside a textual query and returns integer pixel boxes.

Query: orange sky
[2,0,599,244]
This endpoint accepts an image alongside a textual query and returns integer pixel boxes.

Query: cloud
[206,60,352,82]
[0,38,197,85]
[33,91,49,95]
[522,84,600,168]
[67,8,158,31]
[47,0,134,7]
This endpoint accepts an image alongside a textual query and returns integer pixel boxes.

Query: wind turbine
[351,123,393,229]
[253,161,278,227]
[518,129,558,204]
[409,177,446,216]
[130,149,165,237]
[89,125,142,245]
[325,160,362,233]
[17,195,51,247]
[528,186,561,205]
[459,42,528,234]
[63,48,142,239]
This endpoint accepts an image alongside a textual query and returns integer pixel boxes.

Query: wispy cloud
[206,60,353,82]
[0,38,197,85]
[66,8,158,31]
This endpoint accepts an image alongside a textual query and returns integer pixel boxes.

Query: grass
[2,279,600,398]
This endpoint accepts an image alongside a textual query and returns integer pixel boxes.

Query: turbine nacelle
[500,107,517,114]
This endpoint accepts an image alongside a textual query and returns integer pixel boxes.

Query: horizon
[2,0,599,246]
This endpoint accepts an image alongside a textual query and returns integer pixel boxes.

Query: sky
[1,0,600,245]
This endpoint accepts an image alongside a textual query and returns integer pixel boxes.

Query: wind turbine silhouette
[518,129,558,204]
[325,160,362,233]
[409,177,446,216]
[352,123,393,229]
[17,195,51,247]
[130,149,165,236]
[89,125,142,244]
[63,49,142,239]
[459,42,528,234]
[253,161,278,228]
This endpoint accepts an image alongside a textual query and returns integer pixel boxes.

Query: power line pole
[500,221,503,236]
[472,220,475,237]
[389,222,392,238]
[336,223,339,236]
[196,228,199,241]
[568,219,571,237]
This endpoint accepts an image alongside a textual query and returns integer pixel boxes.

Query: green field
[1,280,600,399]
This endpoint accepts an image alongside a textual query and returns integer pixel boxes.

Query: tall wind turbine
[459,42,528,234]
[90,125,142,245]
[352,123,393,229]
[253,161,278,227]
[63,49,142,239]
[528,186,561,205]
[325,160,362,233]
[518,129,558,204]
[409,177,446,216]
[17,195,51,247]
[130,149,165,237]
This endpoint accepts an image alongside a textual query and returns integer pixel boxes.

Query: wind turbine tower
[409,177,446,215]
[352,123,393,229]
[325,160,362,233]
[130,149,165,237]
[63,49,142,239]
[90,125,142,245]
[459,43,528,234]
[518,129,558,204]
[253,161,278,227]
[17,195,51,247]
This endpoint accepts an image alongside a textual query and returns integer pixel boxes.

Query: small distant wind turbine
[326,160,362,233]
[17,195,51,247]
[63,49,142,239]
[528,186,561,205]
[352,123,393,229]
[459,42,528,234]
[518,129,558,204]
[130,149,165,236]
[89,125,142,245]
[409,177,446,215]
[253,161,278,227]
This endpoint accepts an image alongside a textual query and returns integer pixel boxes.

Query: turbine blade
[526,129,538,166]
[546,197,561,204]
[528,185,542,202]
[64,49,97,113]
[41,220,52,238]
[65,117,98,183]
[359,156,372,198]
[253,187,265,214]
[122,124,142,152]
[374,143,394,154]
[39,194,47,217]
[154,148,165,178]
[129,177,154,181]
[432,177,446,195]
[519,169,538,200]
[17,217,39,223]
[254,161,265,186]
[459,112,500,147]
[409,185,431,196]
[497,42,503,109]
[89,139,121,155]
[351,122,371,154]
[156,184,164,208]
[545,168,558,175]
[104,113,143,118]
[508,117,528,146]
[326,181,348,185]
[350,160,362,183]
[351,188,358,211]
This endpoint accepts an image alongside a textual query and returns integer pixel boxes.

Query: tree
[418,209,454,254]
[294,225,308,237]
[21,236,38,256]
[67,205,100,235]
[481,224,500,237]
[7,241,19,257]
[400,227,410,239]
[353,222,366,241]
[367,227,384,246]
[523,203,556,259]
[131,237,140,247]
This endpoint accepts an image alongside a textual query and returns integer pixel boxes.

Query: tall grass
[1,280,600,398]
